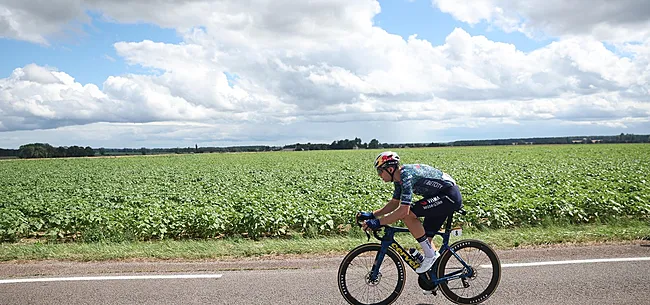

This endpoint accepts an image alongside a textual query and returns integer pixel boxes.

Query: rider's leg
[423,216,446,249]
[411,193,461,256]
[403,208,437,273]
[421,186,464,239]
[403,210,425,239]
[403,211,436,257]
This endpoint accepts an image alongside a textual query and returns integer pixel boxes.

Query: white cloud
[432,0,650,43]
[15,63,64,84]
[1,0,381,46]
[1,0,649,147]
[0,0,89,45]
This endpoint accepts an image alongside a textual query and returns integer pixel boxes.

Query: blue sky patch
[224,72,240,88]
[0,11,181,86]
[374,0,552,52]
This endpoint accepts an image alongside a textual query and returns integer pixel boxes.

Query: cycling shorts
[409,184,463,237]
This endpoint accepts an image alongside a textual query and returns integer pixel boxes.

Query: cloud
[0,0,89,45]
[0,0,649,146]
[432,0,650,42]
[1,0,381,45]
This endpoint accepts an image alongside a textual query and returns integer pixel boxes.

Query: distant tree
[368,139,380,149]
[354,137,362,148]
[84,146,95,157]
[18,143,51,158]
[0,148,18,157]
[67,146,86,157]
[56,146,67,157]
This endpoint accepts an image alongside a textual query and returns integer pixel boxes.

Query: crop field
[1,144,649,243]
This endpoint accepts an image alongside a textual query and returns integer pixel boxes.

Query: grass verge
[1,221,649,262]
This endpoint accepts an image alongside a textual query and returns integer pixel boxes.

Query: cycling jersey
[392,164,457,206]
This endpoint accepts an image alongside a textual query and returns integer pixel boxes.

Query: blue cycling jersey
[392,164,457,205]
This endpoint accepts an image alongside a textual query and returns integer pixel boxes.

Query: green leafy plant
[1,144,648,243]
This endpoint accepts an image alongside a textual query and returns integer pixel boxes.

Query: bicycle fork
[370,239,423,281]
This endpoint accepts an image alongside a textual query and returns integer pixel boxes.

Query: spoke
[443,246,496,299]
[347,281,369,294]
[344,249,402,304]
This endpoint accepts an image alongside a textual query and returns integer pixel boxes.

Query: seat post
[445,214,454,232]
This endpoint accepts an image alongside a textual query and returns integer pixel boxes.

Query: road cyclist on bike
[358,151,464,274]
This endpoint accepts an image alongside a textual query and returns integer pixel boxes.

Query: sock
[416,234,435,257]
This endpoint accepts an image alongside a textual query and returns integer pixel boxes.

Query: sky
[0,0,649,149]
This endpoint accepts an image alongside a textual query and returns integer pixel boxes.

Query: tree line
[1,133,648,159]
[11,143,95,159]
[451,133,650,146]
[285,138,383,150]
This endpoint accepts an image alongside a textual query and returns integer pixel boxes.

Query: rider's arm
[378,173,414,225]
[378,203,410,225]
[372,198,399,217]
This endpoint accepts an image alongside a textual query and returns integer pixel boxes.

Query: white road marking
[0,274,223,284]
[4,257,650,283]
[480,257,650,269]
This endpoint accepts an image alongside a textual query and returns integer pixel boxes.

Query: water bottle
[409,248,424,263]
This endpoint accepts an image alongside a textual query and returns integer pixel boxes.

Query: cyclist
[358,151,463,274]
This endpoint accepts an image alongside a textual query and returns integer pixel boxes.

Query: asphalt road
[1,242,649,305]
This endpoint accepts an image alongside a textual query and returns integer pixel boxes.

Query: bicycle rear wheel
[436,239,501,304]
[337,243,406,305]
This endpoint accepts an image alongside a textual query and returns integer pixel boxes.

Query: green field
[1,144,649,243]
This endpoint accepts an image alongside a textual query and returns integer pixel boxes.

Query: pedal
[422,284,438,296]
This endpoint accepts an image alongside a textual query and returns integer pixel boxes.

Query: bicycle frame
[366,213,474,286]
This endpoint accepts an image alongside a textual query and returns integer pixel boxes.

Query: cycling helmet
[374,151,400,169]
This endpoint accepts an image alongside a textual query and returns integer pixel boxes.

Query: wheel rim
[340,247,404,305]
[438,243,500,303]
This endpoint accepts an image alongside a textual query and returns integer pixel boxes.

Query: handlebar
[355,211,388,241]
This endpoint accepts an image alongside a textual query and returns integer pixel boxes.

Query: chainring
[418,275,437,291]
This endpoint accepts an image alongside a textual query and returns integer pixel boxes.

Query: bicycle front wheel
[337,243,406,305]
[436,239,501,304]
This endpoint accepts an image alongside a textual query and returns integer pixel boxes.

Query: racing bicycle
[337,208,501,305]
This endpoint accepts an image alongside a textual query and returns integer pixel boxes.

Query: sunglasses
[376,167,384,175]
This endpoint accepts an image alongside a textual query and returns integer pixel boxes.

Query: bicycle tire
[337,243,406,305]
[436,239,501,304]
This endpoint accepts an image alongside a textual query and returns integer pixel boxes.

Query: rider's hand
[357,211,375,221]
[364,219,381,230]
